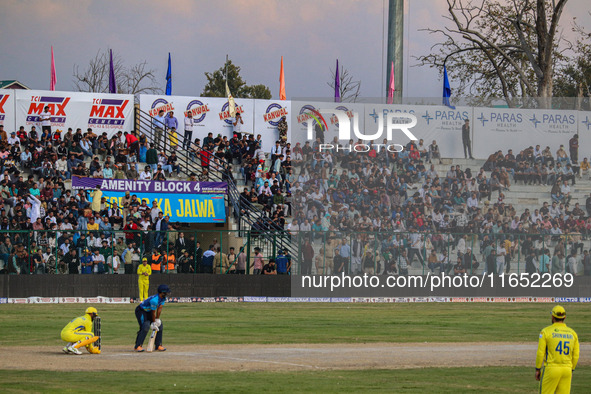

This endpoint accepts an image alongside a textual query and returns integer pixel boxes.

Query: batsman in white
[134,284,169,352]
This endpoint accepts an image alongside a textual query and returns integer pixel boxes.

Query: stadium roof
[0,80,30,90]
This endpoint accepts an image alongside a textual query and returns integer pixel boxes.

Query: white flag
[226,81,236,118]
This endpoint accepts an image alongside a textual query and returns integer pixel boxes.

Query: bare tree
[417,0,569,107]
[73,49,162,95]
[327,65,361,102]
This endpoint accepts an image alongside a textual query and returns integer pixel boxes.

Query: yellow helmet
[551,305,566,319]
[85,307,98,316]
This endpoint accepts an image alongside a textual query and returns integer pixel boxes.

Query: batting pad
[73,336,99,349]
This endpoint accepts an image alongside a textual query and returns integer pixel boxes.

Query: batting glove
[155,318,162,327]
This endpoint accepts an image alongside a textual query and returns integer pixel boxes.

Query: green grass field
[0,303,588,392]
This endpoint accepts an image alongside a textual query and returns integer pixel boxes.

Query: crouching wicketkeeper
[61,307,101,355]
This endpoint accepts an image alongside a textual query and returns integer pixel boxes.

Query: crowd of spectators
[1,117,591,277]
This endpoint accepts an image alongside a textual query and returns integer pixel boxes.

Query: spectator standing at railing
[183,112,193,150]
[152,110,166,148]
[146,144,158,172]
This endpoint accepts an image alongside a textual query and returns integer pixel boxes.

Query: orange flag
[279,56,286,100]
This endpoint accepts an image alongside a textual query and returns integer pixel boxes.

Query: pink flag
[387,61,395,104]
[50,46,57,91]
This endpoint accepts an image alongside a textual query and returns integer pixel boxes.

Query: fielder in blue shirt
[275,249,290,274]
[134,284,169,352]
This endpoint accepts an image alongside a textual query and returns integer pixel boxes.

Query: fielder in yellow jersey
[535,305,579,394]
[61,307,101,355]
[137,257,152,301]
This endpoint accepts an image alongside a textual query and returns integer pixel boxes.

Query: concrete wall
[0,274,291,298]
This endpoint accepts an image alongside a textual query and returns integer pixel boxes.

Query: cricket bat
[146,327,158,352]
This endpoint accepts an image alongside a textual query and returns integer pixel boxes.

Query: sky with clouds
[1,0,589,99]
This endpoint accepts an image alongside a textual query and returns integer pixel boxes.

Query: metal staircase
[134,107,298,263]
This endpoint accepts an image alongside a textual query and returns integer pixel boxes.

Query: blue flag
[165,53,172,96]
[108,49,117,94]
[442,65,455,109]
[334,59,340,103]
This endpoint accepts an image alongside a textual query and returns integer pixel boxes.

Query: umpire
[134,284,169,352]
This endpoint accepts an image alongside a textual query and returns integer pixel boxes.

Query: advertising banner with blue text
[103,191,226,223]
[15,90,134,137]
[472,107,579,159]
[0,89,15,129]
[361,104,472,159]
[139,94,255,145]
[253,99,291,149]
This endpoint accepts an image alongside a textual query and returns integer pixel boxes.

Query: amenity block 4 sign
[0,89,15,128]
[72,177,227,223]
[15,89,134,137]
[473,107,578,158]
[139,94,254,142]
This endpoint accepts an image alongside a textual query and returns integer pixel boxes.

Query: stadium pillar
[386,0,403,102]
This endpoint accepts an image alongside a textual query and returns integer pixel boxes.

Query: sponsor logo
[297,104,319,127]
[470,297,488,302]
[59,297,79,303]
[330,106,353,126]
[555,297,578,303]
[451,297,470,302]
[579,297,591,303]
[26,95,71,124]
[88,98,129,126]
[263,103,288,126]
[149,99,174,117]
[513,297,530,303]
[478,111,523,127]
[582,116,591,131]
[0,94,9,122]
[529,113,576,129]
[185,100,210,124]
[0,298,8,304]
[532,297,555,303]
[329,297,351,303]
[243,296,267,302]
[219,102,244,124]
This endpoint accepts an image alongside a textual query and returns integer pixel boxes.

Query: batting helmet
[551,305,566,319]
[157,284,170,294]
[85,307,98,316]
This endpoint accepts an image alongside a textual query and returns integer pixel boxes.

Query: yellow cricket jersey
[536,322,580,369]
[61,314,93,336]
[137,264,152,281]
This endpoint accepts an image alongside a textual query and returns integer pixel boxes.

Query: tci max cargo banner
[72,177,227,223]
[15,90,134,137]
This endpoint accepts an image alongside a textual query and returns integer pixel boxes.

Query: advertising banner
[14,89,134,137]
[104,191,225,223]
[71,176,226,223]
[473,107,579,158]
[362,104,472,159]
[139,94,255,144]
[0,89,15,129]
[71,176,227,195]
[289,101,366,148]
[253,99,291,149]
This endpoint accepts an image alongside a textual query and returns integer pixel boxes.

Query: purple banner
[72,176,227,195]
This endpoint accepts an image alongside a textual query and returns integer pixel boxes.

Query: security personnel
[134,284,169,352]
[60,307,101,355]
[536,305,580,394]
[137,257,151,301]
